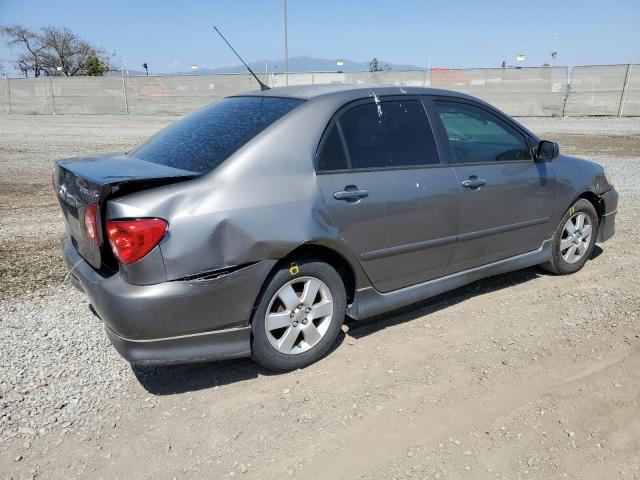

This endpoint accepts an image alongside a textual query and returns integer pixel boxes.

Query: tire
[250,259,346,371]
[541,199,599,275]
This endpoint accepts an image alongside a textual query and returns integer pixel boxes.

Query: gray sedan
[54,85,618,371]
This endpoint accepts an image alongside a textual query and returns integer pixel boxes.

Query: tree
[84,54,109,76]
[0,24,112,77]
[39,26,111,76]
[0,24,45,77]
[369,57,391,73]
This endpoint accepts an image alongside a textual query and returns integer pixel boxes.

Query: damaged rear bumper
[61,235,276,365]
[104,323,252,366]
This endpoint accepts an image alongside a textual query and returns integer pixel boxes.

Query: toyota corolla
[54,85,618,371]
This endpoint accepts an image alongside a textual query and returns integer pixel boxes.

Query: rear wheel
[542,199,598,275]
[250,259,346,371]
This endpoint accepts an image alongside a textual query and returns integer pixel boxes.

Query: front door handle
[461,178,486,189]
[334,189,369,201]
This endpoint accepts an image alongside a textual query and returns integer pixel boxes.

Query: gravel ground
[0,115,639,480]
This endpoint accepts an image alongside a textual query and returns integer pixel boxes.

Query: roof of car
[233,83,474,101]
[230,83,539,140]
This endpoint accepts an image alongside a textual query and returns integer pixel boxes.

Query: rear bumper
[597,188,618,243]
[61,235,276,364]
[104,323,252,366]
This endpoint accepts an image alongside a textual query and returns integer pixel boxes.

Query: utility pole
[284,0,289,86]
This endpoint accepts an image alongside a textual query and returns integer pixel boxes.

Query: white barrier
[2,65,638,117]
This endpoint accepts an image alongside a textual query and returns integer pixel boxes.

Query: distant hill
[182,56,423,75]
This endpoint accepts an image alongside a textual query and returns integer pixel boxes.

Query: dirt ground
[0,114,639,480]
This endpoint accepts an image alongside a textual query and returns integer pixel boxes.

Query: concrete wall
[340,68,568,116]
[564,65,626,116]
[3,65,639,117]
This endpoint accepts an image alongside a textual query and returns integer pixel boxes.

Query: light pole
[284,0,289,86]
[551,32,558,66]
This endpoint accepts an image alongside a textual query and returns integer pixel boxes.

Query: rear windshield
[129,96,304,174]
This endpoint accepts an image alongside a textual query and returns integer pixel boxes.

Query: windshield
[129,96,304,174]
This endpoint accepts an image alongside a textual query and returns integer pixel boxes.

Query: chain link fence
[1,64,638,117]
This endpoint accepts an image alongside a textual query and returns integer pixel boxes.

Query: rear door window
[338,99,440,169]
[130,96,304,174]
[317,124,349,171]
[433,100,531,164]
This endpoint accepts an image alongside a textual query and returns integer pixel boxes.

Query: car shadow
[346,266,543,339]
[131,264,561,395]
[132,359,260,395]
[132,332,346,396]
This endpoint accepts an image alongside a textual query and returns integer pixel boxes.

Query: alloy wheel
[560,212,593,264]
[264,276,334,355]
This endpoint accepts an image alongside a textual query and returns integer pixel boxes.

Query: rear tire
[250,259,346,372]
[541,199,598,275]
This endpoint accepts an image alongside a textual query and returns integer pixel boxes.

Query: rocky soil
[0,115,638,480]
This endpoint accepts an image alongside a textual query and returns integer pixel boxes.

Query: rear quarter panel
[105,96,371,287]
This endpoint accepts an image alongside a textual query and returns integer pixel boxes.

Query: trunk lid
[54,153,198,270]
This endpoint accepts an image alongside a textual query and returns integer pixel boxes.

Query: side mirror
[537,140,559,161]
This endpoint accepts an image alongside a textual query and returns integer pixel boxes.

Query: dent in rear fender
[156,194,338,280]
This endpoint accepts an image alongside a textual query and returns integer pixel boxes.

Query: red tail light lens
[84,204,100,245]
[106,218,168,264]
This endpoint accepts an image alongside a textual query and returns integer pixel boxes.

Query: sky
[1,0,639,75]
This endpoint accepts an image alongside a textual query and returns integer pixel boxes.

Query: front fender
[551,154,606,223]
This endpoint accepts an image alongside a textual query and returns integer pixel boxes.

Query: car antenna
[212,25,270,91]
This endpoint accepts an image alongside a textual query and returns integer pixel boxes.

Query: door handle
[461,178,486,189]
[334,189,369,201]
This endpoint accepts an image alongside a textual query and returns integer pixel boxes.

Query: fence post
[618,63,633,118]
[4,74,10,114]
[49,76,56,115]
[424,57,431,87]
[121,67,129,114]
[561,67,572,117]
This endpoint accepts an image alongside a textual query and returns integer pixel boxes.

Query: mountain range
[181,56,423,75]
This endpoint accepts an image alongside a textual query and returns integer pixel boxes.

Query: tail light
[106,218,168,264]
[84,204,100,245]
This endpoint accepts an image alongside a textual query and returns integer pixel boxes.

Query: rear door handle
[461,179,486,189]
[334,189,369,201]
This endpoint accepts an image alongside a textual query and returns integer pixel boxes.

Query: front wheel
[542,199,599,275]
[250,259,346,371]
